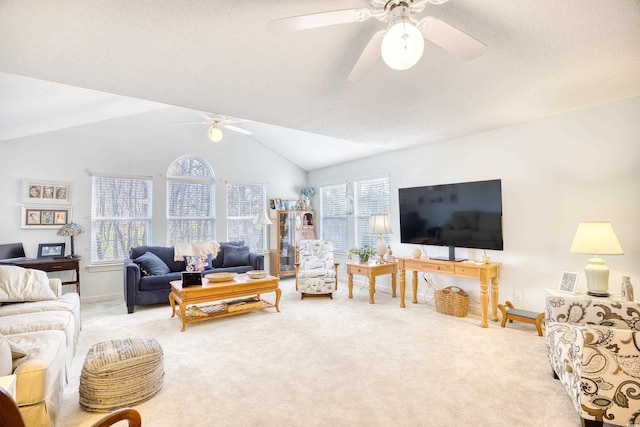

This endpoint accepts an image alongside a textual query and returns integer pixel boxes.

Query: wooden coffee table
[169,274,281,331]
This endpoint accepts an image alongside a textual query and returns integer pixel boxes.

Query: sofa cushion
[130,246,184,272]
[183,254,212,272]
[9,329,67,406]
[222,245,250,268]
[139,272,183,292]
[0,266,56,303]
[212,241,245,268]
[135,252,170,276]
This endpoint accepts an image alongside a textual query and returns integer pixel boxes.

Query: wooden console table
[397,257,501,328]
[7,257,82,295]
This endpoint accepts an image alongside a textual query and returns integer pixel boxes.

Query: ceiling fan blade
[267,8,371,33]
[223,117,249,125]
[347,30,385,82]
[418,17,487,60]
[223,125,253,136]
[195,111,215,122]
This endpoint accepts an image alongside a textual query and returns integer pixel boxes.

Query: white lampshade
[253,211,272,226]
[207,125,223,142]
[381,6,424,71]
[369,214,392,235]
[570,221,624,296]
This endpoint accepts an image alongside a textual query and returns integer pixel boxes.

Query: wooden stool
[498,301,544,336]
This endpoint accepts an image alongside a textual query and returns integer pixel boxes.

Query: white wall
[0,106,306,301]
[309,97,640,312]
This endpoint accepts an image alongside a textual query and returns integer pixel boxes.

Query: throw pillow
[183,254,212,272]
[0,265,56,303]
[222,245,250,268]
[134,252,171,276]
[213,241,246,268]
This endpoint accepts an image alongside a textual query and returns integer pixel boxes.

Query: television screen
[398,179,503,253]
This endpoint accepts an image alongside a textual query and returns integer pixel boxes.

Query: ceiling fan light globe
[381,19,424,70]
[208,125,223,142]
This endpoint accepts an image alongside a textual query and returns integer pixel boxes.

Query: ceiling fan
[174,112,253,142]
[267,0,487,81]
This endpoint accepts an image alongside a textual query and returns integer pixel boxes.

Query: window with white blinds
[354,176,390,248]
[91,174,153,263]
[319,183,347,251]
[226,183,267,251]
[166,155,215,245]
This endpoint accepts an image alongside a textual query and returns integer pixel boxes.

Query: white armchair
[545,293,640,427]
[295,240,339,299]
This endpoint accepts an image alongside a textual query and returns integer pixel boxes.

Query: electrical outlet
[514,290,522,301]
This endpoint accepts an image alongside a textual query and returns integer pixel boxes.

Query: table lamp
[369,214,392,264]
[569,221,624,296]
[57,222,86,258]
[252,211,272,226]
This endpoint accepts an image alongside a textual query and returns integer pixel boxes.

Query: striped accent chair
[295,240,339,299]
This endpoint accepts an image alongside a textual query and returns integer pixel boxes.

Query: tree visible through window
[319,184,347,251]
[226,183,267,251]
[91,175,153,263]
[166,155,216,245]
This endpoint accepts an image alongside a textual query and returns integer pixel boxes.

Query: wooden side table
[346,261,397,304]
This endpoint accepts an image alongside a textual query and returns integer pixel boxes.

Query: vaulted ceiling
[1,1,639,171]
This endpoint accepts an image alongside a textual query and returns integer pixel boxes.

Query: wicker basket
[435,286,469,317]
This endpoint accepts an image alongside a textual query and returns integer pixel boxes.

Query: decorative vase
[621,276,634,302]
[305,196,312,211]
[411,248,422,258]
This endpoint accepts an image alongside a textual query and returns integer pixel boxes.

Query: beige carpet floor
[58,278,583,427]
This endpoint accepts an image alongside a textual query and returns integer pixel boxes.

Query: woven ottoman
[79,337,164,412]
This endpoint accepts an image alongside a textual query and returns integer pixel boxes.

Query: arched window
[166,155,215,244]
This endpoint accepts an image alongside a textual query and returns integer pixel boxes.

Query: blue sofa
[123,241,264,313]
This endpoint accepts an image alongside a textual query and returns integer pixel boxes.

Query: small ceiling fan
[267,0,487,81]
[174,112,253,142]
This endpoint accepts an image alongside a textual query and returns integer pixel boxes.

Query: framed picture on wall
[21,206,72,229]
[558,271,579,293]
[21,179,72,204]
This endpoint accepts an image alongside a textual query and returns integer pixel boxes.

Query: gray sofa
[123,241,264,313]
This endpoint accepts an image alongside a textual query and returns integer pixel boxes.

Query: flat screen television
[398,179,503,261]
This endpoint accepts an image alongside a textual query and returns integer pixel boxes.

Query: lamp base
[584,255,610,296]
[587,290,610,297]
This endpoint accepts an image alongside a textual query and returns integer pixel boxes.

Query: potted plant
[348,246,377,263]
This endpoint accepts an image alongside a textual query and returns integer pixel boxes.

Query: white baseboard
[80,293,123,304]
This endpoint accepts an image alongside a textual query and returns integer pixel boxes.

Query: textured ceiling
[1,0,639,171]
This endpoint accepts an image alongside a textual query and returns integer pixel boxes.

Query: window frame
[90,173,153,264]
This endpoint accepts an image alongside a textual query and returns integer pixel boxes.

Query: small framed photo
[269,199,276,210]
[22,179,72,204]
[22,206,72,229]
[37,243,66,259]
[559,271,579,293]
[274,198,282,210]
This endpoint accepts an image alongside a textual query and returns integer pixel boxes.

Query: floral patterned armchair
[295,240,339,299]
[545,293,640,427]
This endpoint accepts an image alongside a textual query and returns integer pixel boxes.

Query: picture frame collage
[21,179,73,228]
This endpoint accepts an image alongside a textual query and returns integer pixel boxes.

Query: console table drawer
[455,265,480,278]
[423,263,455,274]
